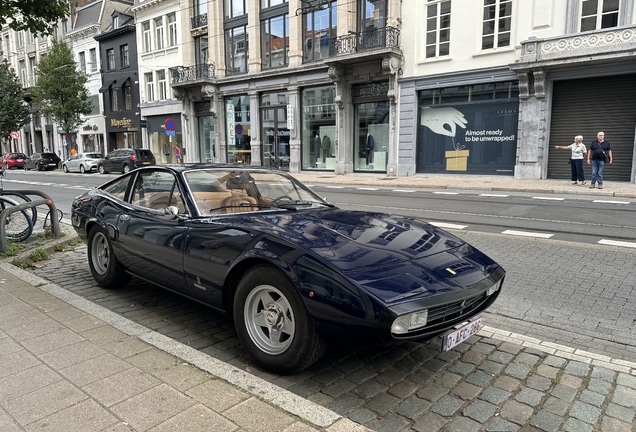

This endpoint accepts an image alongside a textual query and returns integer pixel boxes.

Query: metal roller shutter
[547,74,635,181]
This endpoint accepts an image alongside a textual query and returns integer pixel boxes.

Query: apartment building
[399,0,636,182]
[169,0,402,174]
[131,0,185,164]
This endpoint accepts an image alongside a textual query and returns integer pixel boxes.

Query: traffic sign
[10,131,19,139]
[164,118,176,131]
[165,130,176,136]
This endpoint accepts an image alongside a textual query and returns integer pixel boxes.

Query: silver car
[62,153,103,173]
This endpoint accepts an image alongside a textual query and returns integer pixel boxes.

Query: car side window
[130,170,186,213]
[103,176,131,200]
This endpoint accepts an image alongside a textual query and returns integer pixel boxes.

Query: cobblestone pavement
[28,231,636,431]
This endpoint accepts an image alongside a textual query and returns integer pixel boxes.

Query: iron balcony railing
[171,64,216,84]
[329,26,399,56]
[191,13,208,29]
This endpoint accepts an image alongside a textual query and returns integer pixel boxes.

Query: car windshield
[184,169,331,215]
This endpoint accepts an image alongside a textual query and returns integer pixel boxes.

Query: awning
[99,80,116,93]
[113,77,130,90]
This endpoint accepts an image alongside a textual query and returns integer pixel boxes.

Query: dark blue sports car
[71,165,504,374]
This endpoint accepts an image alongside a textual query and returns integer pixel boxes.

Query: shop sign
[227,104,235,141]
[111,118,133,128]
[287,104,294,130]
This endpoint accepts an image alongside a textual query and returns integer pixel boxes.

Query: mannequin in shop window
[322,134,331,162]
[312,132,321,165]
[365,132,375,165]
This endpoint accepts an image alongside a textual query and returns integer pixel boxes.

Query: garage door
[547,74,635,181]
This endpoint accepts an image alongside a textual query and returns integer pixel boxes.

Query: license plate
[48,163,57,166]
[143,161,150,165]
[441,317,483,353]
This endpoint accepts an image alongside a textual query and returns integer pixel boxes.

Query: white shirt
[568,143,587,160]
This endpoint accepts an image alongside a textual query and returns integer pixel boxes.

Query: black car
[97,148,156,174]
[24,152,62,171]
[71,165,504,374]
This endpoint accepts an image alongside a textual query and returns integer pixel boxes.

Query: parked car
[24,152,61,171]
[0,152,28,169]
[97,148,156,174]
[71,166,504,374]
[62,152,103,173]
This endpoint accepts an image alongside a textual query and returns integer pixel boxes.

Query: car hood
[215,209,500,302]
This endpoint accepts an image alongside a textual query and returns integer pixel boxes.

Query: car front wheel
[122,164,130,174]
[63,165,69,173]
[80,165,86,173]
[98,165,106,174]
[233,265,327,374]
[87,226,130,288]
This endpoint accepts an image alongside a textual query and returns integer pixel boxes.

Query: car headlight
[391,309,428,334]
[487,279,502,296]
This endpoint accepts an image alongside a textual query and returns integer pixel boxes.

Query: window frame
[168,13,178,47]
[579,0,620,32]
[157,69,167,101]
[106,48,115,70]
[261,12,289,69]
[123,84,132,110]
[155,17,165,50]
[111,88,119,111]
[120,44,129,68]
[89,48,97,72]
[143,21,152,52]
[145,72,155,102]
[302,1,338,63]
[225,24,249,75]
[481,0,512,50]
[425,0,451,59]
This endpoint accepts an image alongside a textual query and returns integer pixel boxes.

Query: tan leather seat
[192,191,233,214]
[220,195,259,213]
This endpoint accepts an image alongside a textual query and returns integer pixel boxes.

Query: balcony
[514,24,636,69]
[327,26,400,64]
[191,13,207,29]
[171,64,215,85]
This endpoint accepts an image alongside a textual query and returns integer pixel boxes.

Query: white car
[62,153,103,173]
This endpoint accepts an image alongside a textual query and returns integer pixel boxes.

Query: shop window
[106,48,115,70]
[303,1,337,62]
[225,95,251,164]
[302,85,336,170]
[145,72,155,102]
[261,14,289,69]
[426,0,451,58]
[168,13,178,47]
[482,0,511,50]
[143,21,152,52]
[155,17,164,50]
[580,0,619,31]
[120,44,129,68]
[225,25,248,75]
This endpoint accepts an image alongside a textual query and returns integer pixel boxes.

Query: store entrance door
[261,107,290,171]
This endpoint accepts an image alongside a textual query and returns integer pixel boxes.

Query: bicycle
[0,164,35,242]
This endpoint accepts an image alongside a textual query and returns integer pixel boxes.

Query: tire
[0,192,36,225]
[98,164,106,174]
[63,164,69,173]
[122,164,130,174]
[80,165,86,173]
[0,196,34,242]
[87,226,130,288]
[233,264,327,374]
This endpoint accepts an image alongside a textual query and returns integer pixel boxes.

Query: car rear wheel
[63,165,69,173]
[98,165,106,174]
[87,226,130,288]
[233,265,327,374]
[80,165,86,173]
[122,164,130,174]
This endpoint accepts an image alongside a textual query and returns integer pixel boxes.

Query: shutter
[547,74,636,181]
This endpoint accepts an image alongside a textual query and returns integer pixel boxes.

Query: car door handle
[120,214,131,221]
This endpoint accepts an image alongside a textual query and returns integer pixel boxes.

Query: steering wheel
[270,195,293,206]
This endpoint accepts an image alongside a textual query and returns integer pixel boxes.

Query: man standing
[587,131,612,189]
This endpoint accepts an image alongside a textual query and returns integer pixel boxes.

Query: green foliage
[30,248,49,261]
[0,57,30,140]
[0,241,26,257]
[0,0,69,36]
[31,39,92,136]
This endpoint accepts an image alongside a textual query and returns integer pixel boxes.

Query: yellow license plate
[143,161,150,165]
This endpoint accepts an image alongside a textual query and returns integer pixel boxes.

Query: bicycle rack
[0,190,60,253]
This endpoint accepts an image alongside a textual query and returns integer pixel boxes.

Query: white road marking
[325,186,345,189]
[356,187,379,191]
[598,239,636,249]
[434,191,459,195]
[532,197,565,201]
[502,230,554,239]
[392,189,417,193]
[429,221,469,230]
[480,194,509,197]
[592,200,631,205]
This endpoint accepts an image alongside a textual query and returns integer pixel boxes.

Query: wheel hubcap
[244,286,295,355]
[91,232,109,275]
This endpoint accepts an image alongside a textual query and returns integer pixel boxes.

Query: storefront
[106,116,140,152]
[416,81,519,175]
[225,95,252,165]
[146,115,183,164]
[260,92,290,171]
[301,85,336,170]
[198,114,215,163]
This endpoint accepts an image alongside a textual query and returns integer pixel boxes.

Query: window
[426,0,451,58]
[145,72,155,102]
[113,14,119,29]
[143,21,152,52]
[120,44,129,67]
[195,35,209,65]
[225,25,248,75]
[262,0,286,6]
[111,88,119,111]
[19,60,27,86]
[103,175,130,200]
[580,0,619,31]
[131,171,185,213]
[303,1,337,62]
[155,18,164,50]
[106,48,115,70]
[17,30,24,48]
[482,0,511,50]
[158,70,167,101]
[261,14,289,69]
[225,0,247,18]
[123,83,132,110]
[89,48,97,72]
[27,31,34,44]
[29,56,36,84]
[168,13,177,47]
[79,51,86,72]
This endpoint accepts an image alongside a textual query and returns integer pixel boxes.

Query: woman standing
[555,135,587,185]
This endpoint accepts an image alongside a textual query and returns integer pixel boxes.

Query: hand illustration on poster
[421,107,468,137]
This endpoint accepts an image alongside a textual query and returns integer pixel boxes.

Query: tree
[0,57,30,150]
[0,0,69,35]
[31,39,92,142]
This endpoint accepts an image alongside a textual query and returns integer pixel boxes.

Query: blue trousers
[570,159,584,181]
[591,160,605,186]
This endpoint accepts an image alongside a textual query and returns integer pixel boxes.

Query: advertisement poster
[417,101,519,175]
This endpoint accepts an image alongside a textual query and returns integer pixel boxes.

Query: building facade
[399,0,636,183]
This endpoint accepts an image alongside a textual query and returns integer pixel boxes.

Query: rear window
[85,153,103,158]
[42,153,57,158]
[12,154,27,159]
[136,150,154,158]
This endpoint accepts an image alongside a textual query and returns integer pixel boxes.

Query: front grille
[427,291,488,325]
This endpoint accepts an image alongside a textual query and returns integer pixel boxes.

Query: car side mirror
[164,206,185,221]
